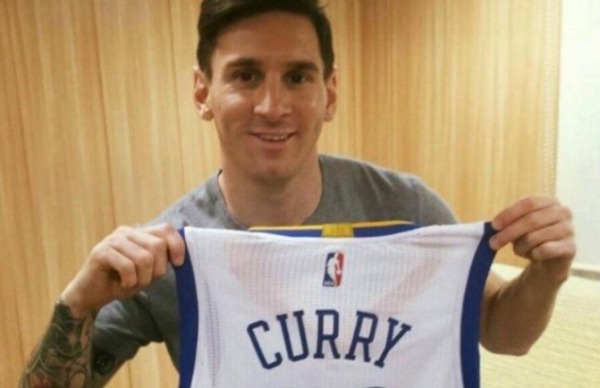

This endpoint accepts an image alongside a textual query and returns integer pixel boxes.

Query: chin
[248,163,294,185]
[254,170,291,185]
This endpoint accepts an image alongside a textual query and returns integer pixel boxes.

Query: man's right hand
[60,223,185,318]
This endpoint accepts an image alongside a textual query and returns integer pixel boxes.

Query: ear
[323,67,338,122]
[193,66,213,121]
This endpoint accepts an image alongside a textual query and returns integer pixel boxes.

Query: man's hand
[61,223,185,318]
[489,195,576,281]
[480,196,576,354]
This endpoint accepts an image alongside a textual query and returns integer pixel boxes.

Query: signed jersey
[175,222,496,388]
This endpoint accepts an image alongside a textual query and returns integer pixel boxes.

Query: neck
[218,159,322,227]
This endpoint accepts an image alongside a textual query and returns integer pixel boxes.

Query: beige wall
[0,0,560,386]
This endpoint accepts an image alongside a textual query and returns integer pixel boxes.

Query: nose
[254,77,292,121]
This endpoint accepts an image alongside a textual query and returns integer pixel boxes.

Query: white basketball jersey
[175,222,496,388]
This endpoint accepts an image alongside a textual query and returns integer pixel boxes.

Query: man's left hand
[490,196,576,279]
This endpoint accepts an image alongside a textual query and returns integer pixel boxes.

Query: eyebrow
[224,57,261,70]
[286,61,320,73]
[224,57,320,73]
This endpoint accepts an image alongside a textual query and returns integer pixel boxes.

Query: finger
[491,196,556,231]
[146,223,186,267]
[127,228,169,275]
[111,235,156,287]
[512,221,575,259]
[104,247,138,289]
[529,239,576,262]
[490,201,568,251]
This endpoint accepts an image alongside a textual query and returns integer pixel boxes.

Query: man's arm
[19,302,123,387]
[19,223,185,387]
[480,196,575,355]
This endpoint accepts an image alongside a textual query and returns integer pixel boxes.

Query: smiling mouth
[254,133,294,142]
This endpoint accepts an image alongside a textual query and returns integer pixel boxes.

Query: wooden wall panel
[361,0,560,218]
[0,3,28,384]
[319,0,364,157]
[360,0,560,264]
[93,0,185,224]
[1,0,118,385]
[8,0,115,286]
[169,0,220,191]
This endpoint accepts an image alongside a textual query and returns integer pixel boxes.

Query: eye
[237,71,255,82]
[286,71,310,85]
[231,69,261,85]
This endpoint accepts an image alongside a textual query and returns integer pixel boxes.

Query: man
[20,0,575,386]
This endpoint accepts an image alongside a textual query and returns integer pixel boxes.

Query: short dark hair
[197,0,335,80]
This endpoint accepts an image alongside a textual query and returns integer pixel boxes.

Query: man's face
[195,11,337,183]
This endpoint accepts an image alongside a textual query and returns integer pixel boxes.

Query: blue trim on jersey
[259,228,323,237]
[353,223,419,237]
[174,228,199,388]
[254,223,420,238]
[460,222,497,388]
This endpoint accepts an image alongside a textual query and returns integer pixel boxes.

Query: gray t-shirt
[93,154,456,370]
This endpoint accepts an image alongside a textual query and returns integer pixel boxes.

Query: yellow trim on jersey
[250,220,413,238]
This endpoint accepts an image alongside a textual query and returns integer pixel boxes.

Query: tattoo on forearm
[20,300,94,387]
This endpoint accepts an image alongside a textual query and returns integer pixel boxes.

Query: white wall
[556,0,600,267]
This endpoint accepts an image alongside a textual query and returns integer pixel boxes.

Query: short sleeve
[408,176,458,226]
[92,291,162,361]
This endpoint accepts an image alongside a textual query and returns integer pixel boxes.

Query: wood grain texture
[93,0,185,224]
[169,0,221,192]
[0,0,561,386]
[319,0,364,156]
[0,2,28,383]
[360,0,560,265]
[361,0,560,214]
[1,0,118,385]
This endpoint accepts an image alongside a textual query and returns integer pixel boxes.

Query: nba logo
[323,252,344,287]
